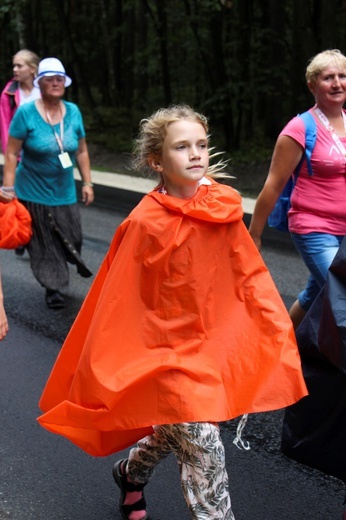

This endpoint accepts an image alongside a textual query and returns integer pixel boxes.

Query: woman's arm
[248,135,304,251]
[0,267,8,341]
[1,136,23,201]
[75,138,94,206]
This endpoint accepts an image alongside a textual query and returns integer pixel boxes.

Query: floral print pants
[127,422,235,520]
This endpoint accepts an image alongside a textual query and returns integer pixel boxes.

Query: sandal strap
[122,497,147,515]
[123,480,146,492]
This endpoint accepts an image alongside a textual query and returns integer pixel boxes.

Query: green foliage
[231,141,273,165]
[85,107,137,154]
[1,0,346,157]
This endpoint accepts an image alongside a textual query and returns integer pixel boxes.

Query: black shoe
[15,246,25,256]
[45,289,65,309]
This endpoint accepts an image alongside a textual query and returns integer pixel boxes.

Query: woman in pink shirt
[249,49,346,329]
[0,49,40,153]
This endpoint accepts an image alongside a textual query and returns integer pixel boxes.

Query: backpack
[267,111,316,232]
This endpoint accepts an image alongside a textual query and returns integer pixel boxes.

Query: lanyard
[314,107,346,157]
[45,104,64,153]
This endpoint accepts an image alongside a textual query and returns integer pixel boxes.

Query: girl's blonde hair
[13,49,40,76]
[132,104,228,179]
[305,49,346,85]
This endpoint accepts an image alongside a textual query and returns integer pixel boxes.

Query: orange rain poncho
[38,180,307,457]
[0,199,32,249]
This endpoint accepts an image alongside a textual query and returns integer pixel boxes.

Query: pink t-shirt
[281,108,346,235]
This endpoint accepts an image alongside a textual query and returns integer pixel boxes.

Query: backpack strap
[297,110,316,177]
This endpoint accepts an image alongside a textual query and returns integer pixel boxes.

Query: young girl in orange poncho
[38,105,307,520]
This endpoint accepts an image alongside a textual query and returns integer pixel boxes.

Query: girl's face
[154,119,209,198]
[309,64,346,108]
[13,56,36,84]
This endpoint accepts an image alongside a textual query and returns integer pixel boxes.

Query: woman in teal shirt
[1,57,94,309]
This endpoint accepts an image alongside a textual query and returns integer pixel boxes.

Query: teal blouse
[9,100,85,206]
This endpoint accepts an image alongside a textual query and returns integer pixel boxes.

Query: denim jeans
[291,232,344,311]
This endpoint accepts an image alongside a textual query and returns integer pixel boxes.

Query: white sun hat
[33,57,72,88]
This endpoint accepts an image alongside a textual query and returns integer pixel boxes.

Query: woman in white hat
[1,57,94,309]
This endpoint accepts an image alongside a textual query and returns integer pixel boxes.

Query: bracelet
[0,186,15,197]
[82,182,94,187]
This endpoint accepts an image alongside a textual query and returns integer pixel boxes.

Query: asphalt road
[0,195,345,520]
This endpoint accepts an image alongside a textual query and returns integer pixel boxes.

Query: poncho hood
[148,181,244,223]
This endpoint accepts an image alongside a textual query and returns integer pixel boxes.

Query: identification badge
[58,152,73,169]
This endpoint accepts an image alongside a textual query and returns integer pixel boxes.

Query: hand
[81,185,94,206]
[0,305,8,341]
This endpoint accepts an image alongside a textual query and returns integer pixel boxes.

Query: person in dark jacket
[282,236,346,519]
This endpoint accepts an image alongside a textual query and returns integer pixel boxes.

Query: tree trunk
[53,0,97,110]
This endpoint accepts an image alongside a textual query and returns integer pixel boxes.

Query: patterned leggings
[126,422,235,520]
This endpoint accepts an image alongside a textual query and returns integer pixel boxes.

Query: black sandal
[112,458,148,520]
[45,289,66,309]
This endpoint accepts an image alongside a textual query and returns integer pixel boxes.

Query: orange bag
[0,199,32,249]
